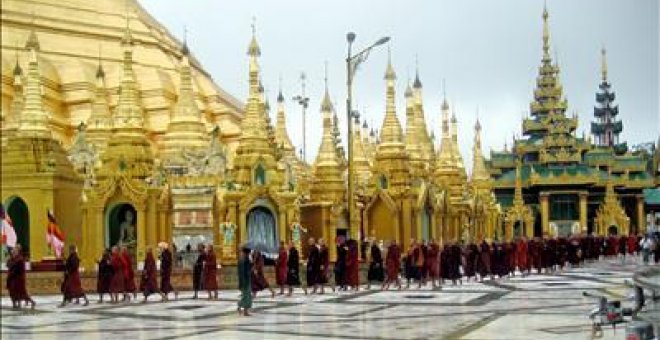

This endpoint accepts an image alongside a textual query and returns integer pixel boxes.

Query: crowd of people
[4,232,659,316]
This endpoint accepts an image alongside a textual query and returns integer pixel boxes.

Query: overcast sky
[140,0,659,170]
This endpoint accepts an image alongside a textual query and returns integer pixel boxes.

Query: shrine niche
[364,191,399,243]
[595,181,630,236]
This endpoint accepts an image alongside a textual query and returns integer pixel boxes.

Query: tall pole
[293,73,309,163]
[301,72,307,162]
[346,34,355,242]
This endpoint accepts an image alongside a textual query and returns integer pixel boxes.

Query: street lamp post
[345,33,390,245]
[293,72,309,163]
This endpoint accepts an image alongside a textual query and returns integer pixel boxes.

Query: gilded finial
[25,12,40,52]
[247,16,261,57]
[181,25,189,56]
[413,54,422,88]
[600,46,608,82]
[96,44,105,79]
[542,1,550,59]
[320,62,333,112]
[13,43,23,77]
[277,75,284,102]
[385,46,396,80]
[441,79,449,110]
[121,2,134,47]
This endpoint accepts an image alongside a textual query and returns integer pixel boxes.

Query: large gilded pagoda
[486,5,655,239]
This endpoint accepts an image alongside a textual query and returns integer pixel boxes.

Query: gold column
[136,204,146,263]
[401,198,412,249]
[540,193,549,236]
[579,192,588,234]
[321,206,328,243]
[637,195,646,235]
[239,207,247,246]
[95,206,104,254]
[414,208,422,241]
[147,195,157,251]
[279,209,287,244]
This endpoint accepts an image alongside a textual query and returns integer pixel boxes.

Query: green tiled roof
[644,188,660,205]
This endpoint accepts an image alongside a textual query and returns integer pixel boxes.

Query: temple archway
[6,196,29,254]
[247,206,278,253]
[608,225,618,236]
[105,203,137,250]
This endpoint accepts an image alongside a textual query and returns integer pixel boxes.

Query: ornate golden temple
[1,0,658,269]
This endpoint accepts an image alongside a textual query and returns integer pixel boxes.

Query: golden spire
[320,61,333,112]
[19,30,50,138]
[542,2,550,63]
[450,106,467,177]
[379,50,403,144]
[471,113,490,182]
[247,17,261,96]
[513,158,524,206]
[160,39,209,164]
[600,46,608,82]
[114,11,143,130]
[86,46,113,149]
[275,81,295,153]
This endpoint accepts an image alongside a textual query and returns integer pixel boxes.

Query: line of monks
[4,233,657,311]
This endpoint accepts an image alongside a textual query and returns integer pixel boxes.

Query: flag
[0,204,17,248]
[47,210,65,258]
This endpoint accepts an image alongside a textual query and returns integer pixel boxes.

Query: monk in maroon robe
[159,244,177,301]
[606,235,618,257]
[627,234,638,256]
[204,245,219,300]
[504,241,516,277]
[477,240,492,281]
[463,242,478,281]
[318,239,333,293]
[251,250,275,298]
[121,247,137,301]
[140,248,159,302]
[427,240,440,288]
[61,245,89,306]
[96,249,113,303]
[6,246,35,309]
[275,242,288,295]
[516,237,529,275]
[383,240,401,290]
[346,239,359,291]
[109,246,125,303]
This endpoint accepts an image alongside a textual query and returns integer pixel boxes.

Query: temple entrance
[247,206,277,253]
[6,197,29,255]
[106,203,137,250]
[608,225,618,236]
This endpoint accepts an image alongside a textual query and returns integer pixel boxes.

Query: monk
[204,245,219,300]
[109,246,125,303]
[60,245,89,307]
[6,245,35,310]
[383,240,402,290]
[140,248,159,302]
[405,240,419,289]
[478,239,492,281]
[318,238,333,294]
[192,243,206,299]
[426,240,440,288]
[367,239,384,290]
[275,242,288,295]
[557,236,568,271]
[159,243,177,301]
[516,237,529,276]
[121,247,137,301]
[286,241,305,296]
[346,239,360,291]
[463,241,478,282]
[503,241,515,277]
[96,249,113,303]
[449,241,463,285]
[627,234,637,257]
[251,250,275,298]
[237,246,253,316]
[619,235,628,262]
[306,238,321,294]
[334,237,348,290]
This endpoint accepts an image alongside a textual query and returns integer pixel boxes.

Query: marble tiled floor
[1,259,658,340]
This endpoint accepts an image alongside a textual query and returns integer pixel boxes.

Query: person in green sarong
[237,246,253,316]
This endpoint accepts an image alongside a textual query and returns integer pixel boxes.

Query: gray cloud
[140,0,659,171]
